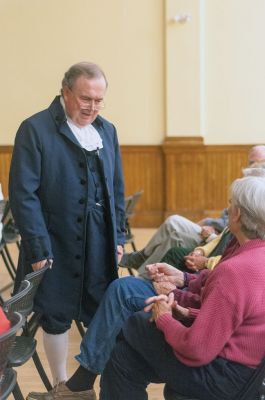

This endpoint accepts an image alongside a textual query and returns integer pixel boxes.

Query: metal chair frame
[2,264,53,391]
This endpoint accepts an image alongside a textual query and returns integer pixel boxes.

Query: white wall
[0,0,164,145]
[204,0,265,144]
[0,0,264,146]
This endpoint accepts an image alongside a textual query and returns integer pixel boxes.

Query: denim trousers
[99,312,254,400]
[75,276,155,373]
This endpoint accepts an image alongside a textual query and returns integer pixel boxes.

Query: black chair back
[125,190,143,221]
[24,262,50,300]
[2,280,32,317]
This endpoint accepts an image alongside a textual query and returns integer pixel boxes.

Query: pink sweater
[156,239,265,368]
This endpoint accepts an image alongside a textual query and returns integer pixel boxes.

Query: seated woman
[99,175,265,400]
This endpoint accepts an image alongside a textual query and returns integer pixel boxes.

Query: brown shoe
[26,382,97,400]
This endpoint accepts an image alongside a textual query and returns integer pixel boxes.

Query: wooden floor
[1,228,167,399]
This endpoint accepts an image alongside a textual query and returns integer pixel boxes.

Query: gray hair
[61,62,108,91]
[231,176,265,239]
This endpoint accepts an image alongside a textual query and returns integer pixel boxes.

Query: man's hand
[144,293,175,321]
[31,259,48,271]
[145,263,184,287]
[184,254,208,271]
[117,245,124,264]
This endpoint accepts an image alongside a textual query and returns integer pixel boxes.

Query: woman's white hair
[231,176,265,239]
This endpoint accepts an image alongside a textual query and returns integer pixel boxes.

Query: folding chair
[3,264,53,391]
[0,311,24,400]
[124,190,143,252]
[163,357,265,400]
[124,190,143,276]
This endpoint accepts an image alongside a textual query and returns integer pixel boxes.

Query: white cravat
[60,97,103,151]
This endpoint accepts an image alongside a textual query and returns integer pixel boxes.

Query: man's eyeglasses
[68,88,105,110]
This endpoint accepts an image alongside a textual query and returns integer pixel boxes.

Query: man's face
[63,75,106,127]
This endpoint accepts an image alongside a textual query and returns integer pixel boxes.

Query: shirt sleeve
[156,268,238,366]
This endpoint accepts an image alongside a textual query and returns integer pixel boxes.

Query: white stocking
[43,330,69,386]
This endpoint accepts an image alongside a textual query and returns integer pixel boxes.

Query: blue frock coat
[9,96,125,332]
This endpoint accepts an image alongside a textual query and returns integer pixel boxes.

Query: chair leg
[127,268,136,276]
[12,382,25,400]
[32,350,53,391]
[131,240,137,252]
[3,244,17,275]
[26,312,42,338]
[75,320,86,338]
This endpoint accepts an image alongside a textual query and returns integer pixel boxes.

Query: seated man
[159,226,233,273]
[99,175,265,400]
[119,212,224,272]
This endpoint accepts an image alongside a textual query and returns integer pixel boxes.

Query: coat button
[80,179,86,185]
[79,198,85,204]
[76,236,82,241]
[73,272,80,278]
[77,217,82,223]
[75,255,81,260]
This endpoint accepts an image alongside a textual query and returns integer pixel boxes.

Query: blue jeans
[99,312,254,400]
[75,276,156,373]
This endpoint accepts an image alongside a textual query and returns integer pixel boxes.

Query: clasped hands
[144,263,189,322]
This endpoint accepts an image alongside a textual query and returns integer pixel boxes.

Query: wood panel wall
[0,141,252,227]
[122,138,251,227]
[0,146,13,197]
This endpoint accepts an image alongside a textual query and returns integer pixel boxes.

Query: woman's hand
[153,281,176,295]
[145,263,185,287]
[172,302,190,320]
[144,292,175,321]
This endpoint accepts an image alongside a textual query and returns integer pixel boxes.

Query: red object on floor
[0,307,10,333]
